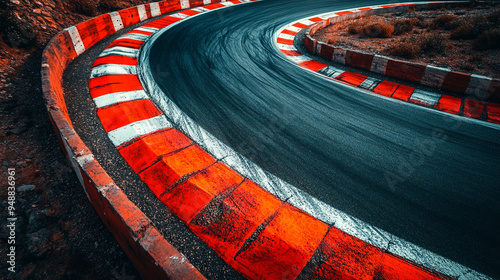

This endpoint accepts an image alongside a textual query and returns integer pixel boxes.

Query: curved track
[148,0,500,277]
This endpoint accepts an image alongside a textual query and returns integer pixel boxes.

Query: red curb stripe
[336,11,353,15]
[142,16,181,29]
[277,37,294,45]
[319,43,334,60]
[299,60,329,72]
[159,1,182,14]
[441,71,471,94]
[391,84,414,101]
[233,204,329,280]
[76,14,115,50]
[139,145,217,198]
[434,95,462,115]
[89,74,143,98]
[92,55,138,67]
[281,29,298,36]
[463,99,484,119]
[204,3,225,10]
[293,22,309,29]
[118,128,192,173]
[96,99,163,132]
[486,103,500,124]
[189,179,284,263]
[372,80,399,97]
[127,29,154,36]
[180,9,200,16]
[358,7,373,11]
[119,7,141,28]
[378,253,449,280]
[309,17,324,23]
[336,71,368,87]
[106,38,145,50]
[385,60,426,83]
[345,50,374,71]
[302,226,385,280]
[163,162,245,224]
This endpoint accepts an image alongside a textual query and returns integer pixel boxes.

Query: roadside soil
[0,0,155,279]
[312,1,500,78]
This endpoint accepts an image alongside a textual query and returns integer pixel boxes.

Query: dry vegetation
[312,2,500,78]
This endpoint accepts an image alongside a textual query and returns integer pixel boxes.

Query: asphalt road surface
[149,0,500,277]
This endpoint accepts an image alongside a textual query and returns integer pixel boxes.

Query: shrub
[420,33,447,54]
[387,41,421,58]
[363,22,394,38]
[474,29,500,50]
[450,20,475,39]
[433,14,457,28]
[392,18,419,35]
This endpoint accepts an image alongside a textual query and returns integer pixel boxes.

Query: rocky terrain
[0,0,154,279]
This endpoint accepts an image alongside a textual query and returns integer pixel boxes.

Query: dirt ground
[0,1,156,279]
[312,2,500,78]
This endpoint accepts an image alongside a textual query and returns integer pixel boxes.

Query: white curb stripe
[90,64,137,78]
[150,2,161,17]
[118,33,150,41]
[134,26,159,33]
[181,0,190,9]
[108,115,171,147]
[66,26,86,55]
[276,43,298,51]
[410,89,441,106]
[93,90,149,108]
[109,11,124,32]
[99,46,140,58]
[137,5,148,21]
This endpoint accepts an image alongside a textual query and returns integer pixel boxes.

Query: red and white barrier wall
[276,1,500,125]
[41,1,246,279]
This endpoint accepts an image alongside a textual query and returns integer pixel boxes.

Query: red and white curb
[275,1,500,126]
[82,1,494,280]
[42,0,261,279]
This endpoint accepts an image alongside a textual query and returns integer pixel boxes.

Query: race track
[147,0,500,277]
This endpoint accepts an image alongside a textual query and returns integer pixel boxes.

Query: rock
[17,184,35,192]
[11,126,28,135]
[10,0,20,4]
[27,209,51,232]
[33,8,42,14]
[27,228,51,257]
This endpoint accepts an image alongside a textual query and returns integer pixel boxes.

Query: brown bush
[387,38,421,58]
[433,14,458,28]
[363,22,394,38]
[420,33,447,54]
[450,20,475,39]
[99,0,129,12]
[392,18,419,35]
[474,29,500,50]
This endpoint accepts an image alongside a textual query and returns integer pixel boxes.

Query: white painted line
[99,46,140,58]
[410,89,441,106]
[287,55,312,64]
[359,77,380,90]
[277,33,295,40]
[192,7,209,13]
[170,12,188,19]
[119,33,150,41]
[276,43,297,51]
[203,0,211,4]
[65,26,86,55]
[108,115,171,147]
[298,19,316,26]
[135,5,147,21]
[318,66,344,78]
[93,90,149,108]
[150,2,161,17]
[90,64,137,78]
[134,26,159,33]
[109,11,124,32]
[285,26,302,33]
